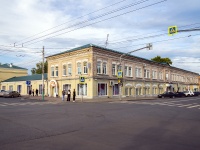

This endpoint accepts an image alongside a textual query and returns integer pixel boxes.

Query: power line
[14,0,128,45]
[20,0,165,46]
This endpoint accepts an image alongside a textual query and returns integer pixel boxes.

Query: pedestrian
[29,89,32,96]
[32,89,34,96]
[36,89,38,96]
[62,89,66,101]
[67,89,71,101]
[73,89,76,102]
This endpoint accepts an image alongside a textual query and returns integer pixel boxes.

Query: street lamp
[118,43,152,100]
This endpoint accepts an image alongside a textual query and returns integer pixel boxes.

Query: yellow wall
[0,68,27,82]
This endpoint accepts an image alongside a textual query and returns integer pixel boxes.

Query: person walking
[73,89,76,102]
[36,89,39,96]
[32,89,34,96]
[62,89,66,101]
[67,90,71,101]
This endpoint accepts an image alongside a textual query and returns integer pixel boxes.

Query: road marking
[177,103,197,107]
[187,105,200,108]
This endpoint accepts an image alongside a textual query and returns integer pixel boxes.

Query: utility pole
[105,34,109,48]
[42,46,45,100]
[118,44,152,100]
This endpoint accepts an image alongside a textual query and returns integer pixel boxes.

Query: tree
[31,61,48,74]
[151,56,172,65]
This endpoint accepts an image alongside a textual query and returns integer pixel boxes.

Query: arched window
[103,62,107,74]
[63,64,67,76]
[97,61,101,74]
[77,62,81,74]
[83,62,88,74]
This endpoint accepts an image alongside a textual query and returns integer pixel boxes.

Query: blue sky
[0,0,200,74]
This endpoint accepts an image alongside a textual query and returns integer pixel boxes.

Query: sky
[0,0,200,74]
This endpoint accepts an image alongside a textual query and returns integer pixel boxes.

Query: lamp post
[118,43,152,100]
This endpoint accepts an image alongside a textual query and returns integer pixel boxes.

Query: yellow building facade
[0,63,27,82]
[46,44,199,99]
[1,74,48,96]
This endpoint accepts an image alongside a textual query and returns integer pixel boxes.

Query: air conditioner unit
[109,80,114,86]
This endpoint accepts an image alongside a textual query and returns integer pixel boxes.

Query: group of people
[62,89,76,102]
[29,89,39,96]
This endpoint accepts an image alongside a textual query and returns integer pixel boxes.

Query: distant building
[0,63,27,82]
[46,44,199,99]
[1,74,48,95]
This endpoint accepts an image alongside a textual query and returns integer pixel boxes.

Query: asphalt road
[0,96,200,150]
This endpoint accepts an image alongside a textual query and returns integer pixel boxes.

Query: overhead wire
[20,0,166,46]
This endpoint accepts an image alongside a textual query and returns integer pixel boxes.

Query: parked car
[175,92,186,97]
[3,91,21,98]
[0,90,6,97]
[158,92,176,98]
[183,90,194,97]
[193,91,200,96]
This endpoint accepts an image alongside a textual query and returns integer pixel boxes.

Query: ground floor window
[9,85,13,91]
[144,87,150,95]
[136,87,142,95]
[159,88,163,94]
[98,83,107,96]
[77,84,87,96]
[2,86,6,90]
[125,88,128,96]
[27,86,31,94]
[153,87,157,94]
[63,84,71,91]
[17,85,22,93]
[113,84,119,95]
[129,88,132,96]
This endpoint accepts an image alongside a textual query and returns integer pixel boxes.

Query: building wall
[0,68,27,82]
[46,45,199,99]
[1,80,48,96]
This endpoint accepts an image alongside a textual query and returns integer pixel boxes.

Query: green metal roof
[2,73,47,82]
[0,63,27,70]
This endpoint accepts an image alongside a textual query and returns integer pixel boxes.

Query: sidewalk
[21,95,157,103]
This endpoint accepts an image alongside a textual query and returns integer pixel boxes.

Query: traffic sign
[79,76,85,84]
[26,81,31,86]
[168,26,178,36]
[117,71,123,78]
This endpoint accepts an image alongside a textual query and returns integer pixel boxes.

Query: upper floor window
[135,68,142,78]
[152,70,157,79]
[124,66,128,76]
[97,61,101,74]
[103,62,107,74]
[159,72,163,80]
[112,64,116,75]
[51,66,54,77]
[55,66,58,76]
[128,67,132,77]
[63,65,67,76]
[144,69,150,78]
[68,64,72,76]
[83,62,88,74]
[77,62,81,74]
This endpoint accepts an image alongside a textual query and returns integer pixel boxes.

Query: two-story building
[46,44,199,99]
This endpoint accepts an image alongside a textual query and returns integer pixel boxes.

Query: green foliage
[31,61,48,75]
[151,56,172,65]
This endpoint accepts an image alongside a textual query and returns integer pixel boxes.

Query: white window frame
[77,62,81,74]
[152,70,157,79]
[144,69,150,78]
[112,64,116,75]
[68,64,72,76]
[51,66,54,77]
[63,64,67,76]
[83,61,88,74]
[135,67,142,78]
[102,62,107,74]
[55,66,58,77]
[97,61,101,74]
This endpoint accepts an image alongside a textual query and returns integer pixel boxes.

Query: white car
[0,90,6,97]
[183,90,194,97]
